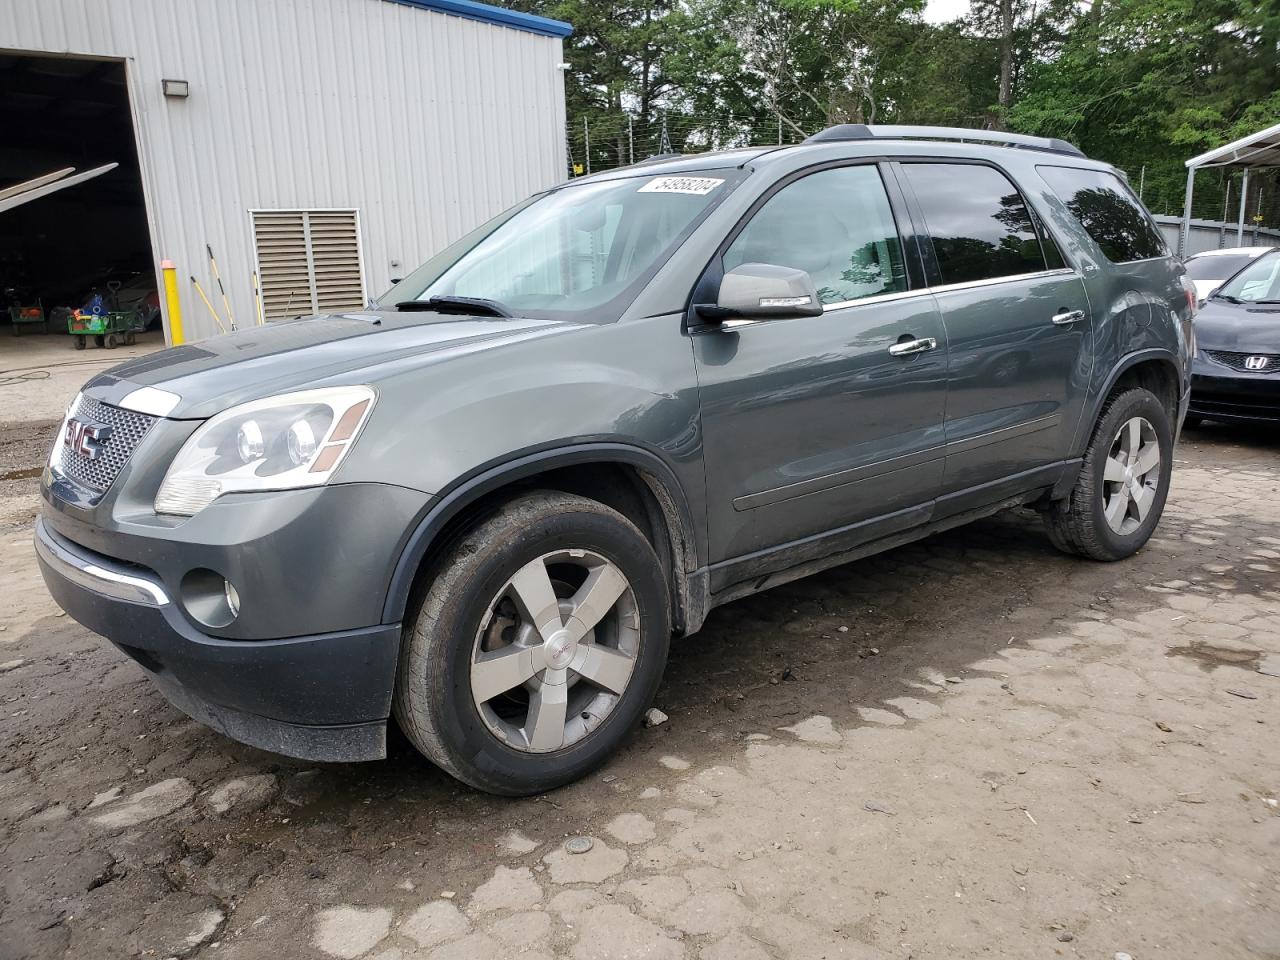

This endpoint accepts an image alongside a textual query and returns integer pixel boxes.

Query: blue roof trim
[384,0,573,37]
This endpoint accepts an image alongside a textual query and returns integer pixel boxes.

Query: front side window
[902,162,1048,285]
[1038,165,1167,263]
[723,165,908,306]
[1216,251,1280,303]
[383,171,738,322]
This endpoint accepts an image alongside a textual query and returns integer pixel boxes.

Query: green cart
[67,307,143,349]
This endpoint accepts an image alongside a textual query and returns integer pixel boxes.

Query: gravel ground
[1,418,1278,960]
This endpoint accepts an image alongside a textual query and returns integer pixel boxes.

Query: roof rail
[803,124,1086,159]
[634,152,685,166]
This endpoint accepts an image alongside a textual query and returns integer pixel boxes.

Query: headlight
[155,386,375,516]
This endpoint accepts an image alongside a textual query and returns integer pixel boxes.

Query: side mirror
[697,263,823,322]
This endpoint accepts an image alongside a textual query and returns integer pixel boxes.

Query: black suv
[37,125,1193,794]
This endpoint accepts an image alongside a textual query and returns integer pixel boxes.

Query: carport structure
[1180,121,1280,256]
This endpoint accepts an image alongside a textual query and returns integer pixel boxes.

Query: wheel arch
[1076,349,1183,457]
[381,443,706,636]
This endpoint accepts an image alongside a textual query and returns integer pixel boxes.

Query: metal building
[0,0,571,340]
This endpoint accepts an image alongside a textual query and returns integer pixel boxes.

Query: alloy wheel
[470,549,640,753]
[1102,416,1162,535]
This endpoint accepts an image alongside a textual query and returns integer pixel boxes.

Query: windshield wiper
[1250,299,1280,304]
[1210,293,1243,304]
[395,296,512,318]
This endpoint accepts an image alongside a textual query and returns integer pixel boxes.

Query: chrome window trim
[821,268,1078,313]
[34,518,170,606]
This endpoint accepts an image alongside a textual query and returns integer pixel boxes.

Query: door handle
[1052,309,1085,325]
[888,336,938,357]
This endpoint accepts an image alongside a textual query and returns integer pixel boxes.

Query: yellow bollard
[161,259,185,346]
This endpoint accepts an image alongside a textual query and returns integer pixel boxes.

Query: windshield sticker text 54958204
[638,176,725,196]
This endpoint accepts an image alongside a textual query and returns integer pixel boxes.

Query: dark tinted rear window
[901,163,1048,285]
[1039,166,1166,263]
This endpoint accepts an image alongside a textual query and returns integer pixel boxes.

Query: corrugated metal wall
[0,0,568,339]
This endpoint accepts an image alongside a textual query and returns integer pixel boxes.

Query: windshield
[1216,251,1280,302]
[1185,253,1252,281]
[380,171,739,322]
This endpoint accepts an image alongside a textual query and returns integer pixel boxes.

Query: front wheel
[1045,387,1173,561]
[394,491,671,795]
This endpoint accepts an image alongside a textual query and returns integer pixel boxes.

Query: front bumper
[1190,360,1280,423]
[35,517,399,761]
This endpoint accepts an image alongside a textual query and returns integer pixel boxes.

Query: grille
[1204,350,1280,373]
[55,395,157,493]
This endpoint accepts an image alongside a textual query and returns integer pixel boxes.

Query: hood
[83,311,585,419]
[1194,299,1280,353]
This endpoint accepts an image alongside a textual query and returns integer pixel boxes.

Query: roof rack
[803,124,1085,159]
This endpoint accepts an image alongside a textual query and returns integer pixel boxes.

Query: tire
[1045,387,1173,561]
[74,336,86,351]
[394,491,671,795]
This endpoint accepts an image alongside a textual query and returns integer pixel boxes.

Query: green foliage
[515,0,1280,222]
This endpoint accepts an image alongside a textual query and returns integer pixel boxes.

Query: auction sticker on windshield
[638,176,724,195]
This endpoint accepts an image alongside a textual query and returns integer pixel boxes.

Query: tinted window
[902,163,1048,284]
[1184,253,1253,281]
[724,165,907,305]
[1039,165,1167,263]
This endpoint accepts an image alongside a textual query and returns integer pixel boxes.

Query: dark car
[1188,249,1280,426]
[35,125,1193,795]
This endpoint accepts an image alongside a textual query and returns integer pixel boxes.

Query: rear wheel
[394,491,671,795]
[1045,387,1173,561]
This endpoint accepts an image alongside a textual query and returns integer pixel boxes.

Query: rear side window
[901,163,1048,285]
[1038,166,1167,263]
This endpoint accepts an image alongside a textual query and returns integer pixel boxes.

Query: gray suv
[36,125,1194,795]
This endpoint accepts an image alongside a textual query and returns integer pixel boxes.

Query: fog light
[180,568,239,628]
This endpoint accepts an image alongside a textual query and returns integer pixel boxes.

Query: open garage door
[0,53,159,351]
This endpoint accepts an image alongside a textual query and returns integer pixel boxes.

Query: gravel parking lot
[1,406,1278,960]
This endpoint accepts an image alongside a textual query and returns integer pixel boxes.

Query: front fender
[379,440,703,625]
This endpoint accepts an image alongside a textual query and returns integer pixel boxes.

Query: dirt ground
[1,386,1278,959]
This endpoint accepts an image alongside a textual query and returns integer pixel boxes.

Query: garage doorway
[0,52,159,351]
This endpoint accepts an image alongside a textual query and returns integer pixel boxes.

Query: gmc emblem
[64,418,113,460]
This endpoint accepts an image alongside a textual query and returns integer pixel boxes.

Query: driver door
[690,163,948,586]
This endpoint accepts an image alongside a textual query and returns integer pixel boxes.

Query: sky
[924,0,971,23]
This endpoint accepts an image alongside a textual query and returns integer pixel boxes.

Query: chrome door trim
[818,269,1080,315]
[925,268,1078,297]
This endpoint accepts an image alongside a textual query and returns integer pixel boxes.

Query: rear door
[690,162,948,576]
[896,161,1093,509]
